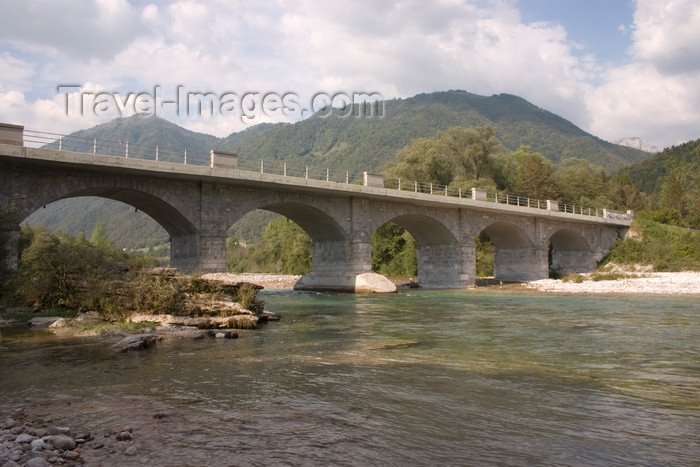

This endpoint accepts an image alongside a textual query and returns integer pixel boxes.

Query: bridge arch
[21,187,201,272]
[259,202,349,242]
[475,221,546,282]
[548,228,596,277]
[255,202,351,280]
[380,214,461,288]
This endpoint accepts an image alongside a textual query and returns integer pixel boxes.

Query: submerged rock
[27,317,64,329]
[111,334,157,353]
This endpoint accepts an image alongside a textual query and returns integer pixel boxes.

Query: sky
[0,0,699,149]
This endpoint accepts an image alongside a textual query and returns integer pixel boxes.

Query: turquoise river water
[1,289,698,466]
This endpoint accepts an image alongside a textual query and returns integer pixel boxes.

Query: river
[1,289,698,466]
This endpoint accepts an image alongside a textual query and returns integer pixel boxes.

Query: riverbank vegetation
[603,216,700,271]
[0,224,264,327]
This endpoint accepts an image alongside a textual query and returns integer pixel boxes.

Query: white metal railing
[17,128,631,221]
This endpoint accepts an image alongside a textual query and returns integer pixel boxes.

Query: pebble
[29,439,46,451]
[1,413,84,467]
[64,450,80,460]
[49,435,76,451]
[14,434,33,444]
[116,431,133,441]
[25,458,50,467]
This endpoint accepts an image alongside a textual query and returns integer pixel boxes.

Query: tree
[607,173,643,211]
[371,222,417,276]
[510,148,559,200]
[227,217,312,274]
[385,137,454,186]
[90,222,110,248]
[441,125,501,180]
[659,171,686,217]
[556,158,607,206]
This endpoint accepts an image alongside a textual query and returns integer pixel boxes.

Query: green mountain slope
[228,91,649,174]
[620,138,700,194]
[26,90,653,249]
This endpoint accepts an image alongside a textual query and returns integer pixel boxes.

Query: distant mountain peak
[615,137,660,154]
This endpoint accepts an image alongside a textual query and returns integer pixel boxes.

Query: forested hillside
[620,138,700,228]
[230,91,648,174]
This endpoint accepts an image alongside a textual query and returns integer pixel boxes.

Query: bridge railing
[23,129,211,165]
[17,127,631,221]
[236,158,365,184]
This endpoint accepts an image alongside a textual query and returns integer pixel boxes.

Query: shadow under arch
[260,202,349,242]
[26,187,200,271]
[548,228,595,277]
[387,214,461,288]
[478,221,546,282]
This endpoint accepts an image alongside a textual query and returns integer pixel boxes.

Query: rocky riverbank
[1,408,93,466]
[201,272,700,296]
[521,271,700,295]
[202,273,301,290]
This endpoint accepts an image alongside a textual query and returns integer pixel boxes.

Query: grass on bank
[602,216,700,272]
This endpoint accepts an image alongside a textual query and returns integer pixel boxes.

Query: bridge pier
[294,237,396,293]
[170,234,227,273]
[1,226,20,275]
[417,243,473,288]
[494,246,549,282]
[550,249,603,276]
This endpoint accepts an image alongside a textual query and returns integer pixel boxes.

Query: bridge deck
[0,142,631,227]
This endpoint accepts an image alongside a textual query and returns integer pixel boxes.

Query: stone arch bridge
[0,126,631,293]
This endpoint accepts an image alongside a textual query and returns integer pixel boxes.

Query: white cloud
[632,0,700,74]
[588,64,700,147]
[0,0,698,148]
[0,53,34,93]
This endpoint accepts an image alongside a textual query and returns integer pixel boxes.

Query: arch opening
[374,214,461,288]
[225,203,347,277]
[476,222,545,282]
[21,189,199,271]
[548,228,594,277]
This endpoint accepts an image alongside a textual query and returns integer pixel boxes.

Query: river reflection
[1,290,698,466]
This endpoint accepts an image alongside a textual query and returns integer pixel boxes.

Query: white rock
[48,435,75,451]
[15,433,34,443]
[29,439,46,451]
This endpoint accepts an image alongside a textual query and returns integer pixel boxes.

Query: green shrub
[603,218,700,271]
[562,274,585,283]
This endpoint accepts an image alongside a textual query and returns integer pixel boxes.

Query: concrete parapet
[603,209,627,220]
[547,200,559,211]
[210,150,238,169]
[363,172,384,188]
[471,187,487,201]
[0,123,23,146]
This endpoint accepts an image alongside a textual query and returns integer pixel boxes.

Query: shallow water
[1,290,698,466]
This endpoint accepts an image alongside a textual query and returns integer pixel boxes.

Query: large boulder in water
[112,333,157,353]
